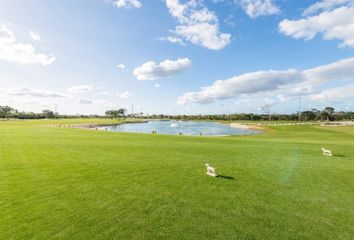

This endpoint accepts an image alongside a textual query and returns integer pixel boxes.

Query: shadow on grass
[217,175,235,180]
[333,154,345,158]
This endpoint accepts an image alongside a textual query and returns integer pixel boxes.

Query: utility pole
[298,97,301,122]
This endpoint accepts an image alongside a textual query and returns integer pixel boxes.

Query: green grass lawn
[1,119,353,239]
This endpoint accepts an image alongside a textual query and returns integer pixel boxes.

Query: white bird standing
[205,163,218,177]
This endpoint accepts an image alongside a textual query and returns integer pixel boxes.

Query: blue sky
[0,0,354,115]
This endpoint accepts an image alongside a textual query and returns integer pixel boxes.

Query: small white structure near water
[205,163,218,177]
[321,148,333,156]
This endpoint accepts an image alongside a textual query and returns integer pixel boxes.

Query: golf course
[1,119,353,239]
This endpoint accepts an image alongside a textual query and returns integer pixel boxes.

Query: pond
[98,121,261,136]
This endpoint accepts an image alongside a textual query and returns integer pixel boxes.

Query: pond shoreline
[61,120,148,129]
[87,120,262,136]
[60,120,265,135]
[229,122,266,131]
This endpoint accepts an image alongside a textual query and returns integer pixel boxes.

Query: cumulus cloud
[309,83,354,100]
[278,84,317,98]
[96,91,110,95]
[0,24,55,65]
[67,85,94,93]
[164,0,231,50]
[118,91,133,98]
[8,87,66,98]
[29,31,41,42]
[117,64,126,69]
[302,0,353,16]
[114,0,142,8]
[279,4,354,47]
[303,57,354,83]
[177,69,301,105]
[239,0,280,18]
[79,98,93,104]
[160,36,186,46]
[177,57,354,105]
[133,58,192,80]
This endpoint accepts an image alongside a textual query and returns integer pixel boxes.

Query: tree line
[141,107,353,122]
[1,105,353,122]
[0,106,101,119]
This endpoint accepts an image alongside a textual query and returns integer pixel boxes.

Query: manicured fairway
[1,119,353,239]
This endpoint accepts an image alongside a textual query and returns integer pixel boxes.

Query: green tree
[301,111,316,121]
[117,108,127,116]
[322,107,335,122]
[0,106,16,118]
[105,110,118,118]
[42,110,55,118]
[105,108,127,118]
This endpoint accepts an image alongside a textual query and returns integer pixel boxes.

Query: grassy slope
[0,119,353,239]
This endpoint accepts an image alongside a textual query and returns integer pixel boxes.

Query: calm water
[99,121,260,136]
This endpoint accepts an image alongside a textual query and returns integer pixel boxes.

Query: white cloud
[155,83,160,88]
[279,5,354,47]
[29,31,41,42]
[8,87,66,98]
[160,36,186,46]
[68,85,94,93]
[78,98,116,106]
[118,91,133,98]
[239,0,280,18]
[94,100,117,106]
[310,84,354,100]
[96,91,110,95]
[114,0,142,8]
[279,84,317,97]
[302,0,353,16]
[133,57,192,80]
[303,57,354,83]
[79,98,93,104]
[117,64,126,69]
[0,24,55,65]
[177,69,301,105]
[164,0,231,50]
[177,57,354,105]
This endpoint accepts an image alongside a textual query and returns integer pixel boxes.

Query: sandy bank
[229,122,265,131]
[55,120,147,129]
